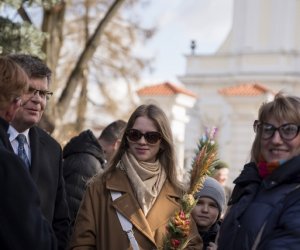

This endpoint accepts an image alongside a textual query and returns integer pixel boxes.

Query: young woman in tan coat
[69,104,202,250]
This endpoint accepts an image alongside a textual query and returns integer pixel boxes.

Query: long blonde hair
[102,104,182,189]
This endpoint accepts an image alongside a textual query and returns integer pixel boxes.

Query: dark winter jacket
[63,129,105,229]
[217,156,300,250]
[198,221,221,250]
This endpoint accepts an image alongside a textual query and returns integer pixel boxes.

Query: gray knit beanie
[194,176,226,214]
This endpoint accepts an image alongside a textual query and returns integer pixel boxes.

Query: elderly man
[8,54,70,250]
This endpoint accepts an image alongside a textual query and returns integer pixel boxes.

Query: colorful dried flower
[161,127,218,250]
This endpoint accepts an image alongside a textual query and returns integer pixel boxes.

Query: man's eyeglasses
[27,87,53,100]
[126,129,162,144]
[253,120,300,140]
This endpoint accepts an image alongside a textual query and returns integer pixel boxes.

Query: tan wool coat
[69,168,203,250]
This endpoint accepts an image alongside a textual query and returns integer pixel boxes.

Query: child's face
[191,197,219,231]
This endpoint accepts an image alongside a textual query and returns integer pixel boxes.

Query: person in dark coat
[192,176,225,250]
[217,93,300,250]
[0,149,57,250]
[8,54,70,250]
[0,56,57,250]
[63,129,105,229]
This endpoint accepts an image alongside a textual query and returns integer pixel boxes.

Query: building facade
[179,0,300,184]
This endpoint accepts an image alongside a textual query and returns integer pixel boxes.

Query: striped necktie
[16,134,30,169]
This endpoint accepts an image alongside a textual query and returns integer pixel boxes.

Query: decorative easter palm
[161,127,218,250]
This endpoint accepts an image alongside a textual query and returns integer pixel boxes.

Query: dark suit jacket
[0,118,70,250]
[0,121,57,250]
[28,126,70,250]
[0,118,11,148]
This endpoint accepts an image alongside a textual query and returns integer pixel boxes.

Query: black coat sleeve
[0,149,57,250]
[52,147,71,250]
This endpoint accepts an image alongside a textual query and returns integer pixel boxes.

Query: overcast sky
[135,0,234,85]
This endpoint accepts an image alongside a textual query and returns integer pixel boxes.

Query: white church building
[138,0,300,184]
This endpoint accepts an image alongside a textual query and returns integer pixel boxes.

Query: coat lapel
[146,181,181,230]
[107,169,156,244]
[0,118,14,150]
[29,127,40,181]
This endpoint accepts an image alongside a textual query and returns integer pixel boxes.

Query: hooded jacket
[63,130,105,228]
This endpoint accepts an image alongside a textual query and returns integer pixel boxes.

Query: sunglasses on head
[126,129,162,144]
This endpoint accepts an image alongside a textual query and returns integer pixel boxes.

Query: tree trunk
[40,1,66,131]
[76,71,88,132]
[42,1,66,91]
[57,0,125,119]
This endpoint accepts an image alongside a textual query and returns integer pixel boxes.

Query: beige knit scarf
[120,152,166,216]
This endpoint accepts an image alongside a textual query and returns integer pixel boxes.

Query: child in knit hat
[191,176,226,250]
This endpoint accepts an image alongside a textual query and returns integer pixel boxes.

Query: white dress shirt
[8,125,31,163]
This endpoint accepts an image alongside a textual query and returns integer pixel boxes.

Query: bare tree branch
[57,0,126,118]
[17,6,32,24]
